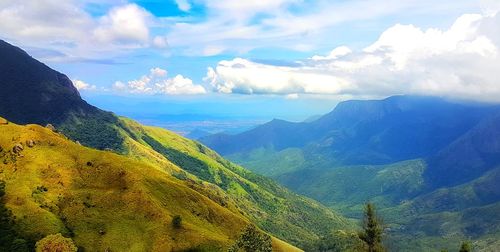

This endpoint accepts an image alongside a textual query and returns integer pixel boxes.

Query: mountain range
[0,40,358,251]
[201,95,500,251]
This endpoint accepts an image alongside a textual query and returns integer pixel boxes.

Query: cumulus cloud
[93,4,151,45]
[205,12,500,102]
[0,1,158,61]
[114,67,206,95]
[158,75,206,95]
[72,79,96,91]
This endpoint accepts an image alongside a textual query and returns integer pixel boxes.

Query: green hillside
[0,117,356,251]
[255,157,500,251]
[0,120,251,251]
[114,118,353,247]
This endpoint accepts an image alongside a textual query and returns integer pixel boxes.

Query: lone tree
[229,224,272,252]
[459,241,471,252]
[172,215,182,229]
[358,203,385,252]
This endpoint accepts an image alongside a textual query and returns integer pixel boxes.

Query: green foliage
[459,241,471,252]
[303,230,365,252]
[141,134,213,182]
[10,239,29,252]
[172,215,182,229]
[35,233,77,252]
[358,203,385,252]
[0,181,33,251]
[123,122,353,248]
[59,113,125,152]
[229,225,272,252]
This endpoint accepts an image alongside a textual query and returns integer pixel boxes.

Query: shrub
[229,224,272,252]
[35,233,77,252]
[172,215,183,229]
[10,238,29,252]
[0,181,33,251]
[459,241,471,252]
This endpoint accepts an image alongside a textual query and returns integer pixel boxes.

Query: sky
[1,0,500,123]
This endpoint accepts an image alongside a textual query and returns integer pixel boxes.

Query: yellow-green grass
[0,119,301,251]
[115,118,353,246]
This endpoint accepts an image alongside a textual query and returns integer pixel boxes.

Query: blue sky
[1,0,500,122]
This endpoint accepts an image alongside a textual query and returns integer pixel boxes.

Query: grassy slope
[0,119,301,251]
[226,147,306,178]
[277,159,427,216]
[115,118,353,247]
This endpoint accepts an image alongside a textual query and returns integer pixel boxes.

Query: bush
[229,224,272,252]
[172,215,182,229]
[0,181,33,251]
[35,233,77,252]
[10,239,29,252]
[459,241,471,252]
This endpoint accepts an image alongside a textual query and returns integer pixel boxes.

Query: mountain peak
[0,39,92,125]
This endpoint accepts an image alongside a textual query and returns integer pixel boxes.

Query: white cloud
[175,0,192,12]
[205,58,349,95]
[0,1,157,61]
[0,0,485,59]
[165,0,481,56]
[158,75,206,95]
[205,12,500,102]
[150,67,167,77]
[311,46,352,61]
[114,67,206,95]
[72,79,96,91]
[93,4,151,45]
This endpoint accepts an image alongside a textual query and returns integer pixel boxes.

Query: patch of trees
[229,224,272,252]
[0,181,32,251]
[58,113,125,152]
[142,135,213,182]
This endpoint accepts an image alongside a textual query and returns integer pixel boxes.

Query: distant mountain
[426,111,500,188]
[201,95,500,251]
[185,128,212,139]
[202,96,495,166]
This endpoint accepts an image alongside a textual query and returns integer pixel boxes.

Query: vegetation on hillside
[229,225,272,252]
[35,233,77,252]
[0,181,32,251]
[0,121,255,251]
[115,118,354,248]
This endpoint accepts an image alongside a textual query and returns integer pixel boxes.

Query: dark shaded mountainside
[0,39,355,251]
[0,39,126,152]
[201,96,500,251]
[201,96,500,188]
